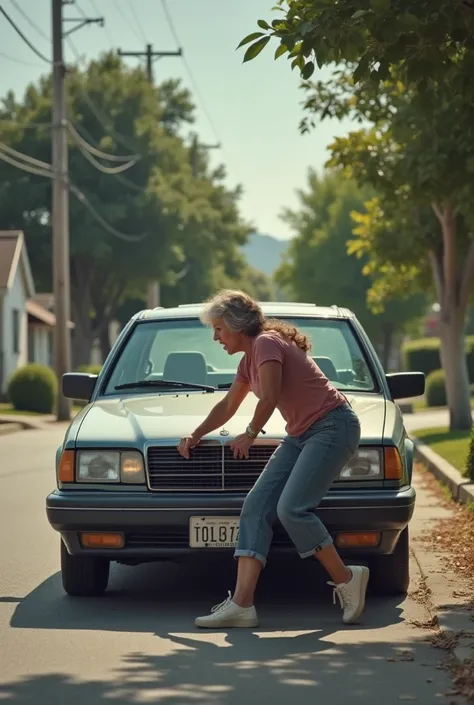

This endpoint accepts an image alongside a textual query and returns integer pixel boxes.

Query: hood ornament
[219,428,229,437]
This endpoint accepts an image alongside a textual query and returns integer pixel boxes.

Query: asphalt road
[0,423,463,705]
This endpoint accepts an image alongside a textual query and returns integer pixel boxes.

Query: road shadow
[9,554,405,634]
[0,631,456,705]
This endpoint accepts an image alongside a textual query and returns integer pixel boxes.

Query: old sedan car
[46,302,425,598]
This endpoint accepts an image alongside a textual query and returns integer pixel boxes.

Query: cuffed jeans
[234,402,361,567]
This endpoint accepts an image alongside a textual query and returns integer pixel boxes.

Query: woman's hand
[177,434,200,459]
[227,433,254,460]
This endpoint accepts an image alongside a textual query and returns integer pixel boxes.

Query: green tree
[238,1,474,93]
[275,170,426,368]
[0,53,250,366]
[296,68,474,429]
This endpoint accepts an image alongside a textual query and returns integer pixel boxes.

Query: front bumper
[46,486,416,560]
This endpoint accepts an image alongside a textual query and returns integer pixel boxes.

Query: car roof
[133,302,355,322]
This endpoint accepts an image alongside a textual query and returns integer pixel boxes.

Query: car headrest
[163,351,208,385]
[313,356,339,381]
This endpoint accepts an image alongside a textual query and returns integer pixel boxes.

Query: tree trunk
[380,324,393,371]
[439,316,472,431]
[99,322,111,361]
[429,206,473,432]
[71,290,95,369]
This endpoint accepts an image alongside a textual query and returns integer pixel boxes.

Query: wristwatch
[245,424,259,439]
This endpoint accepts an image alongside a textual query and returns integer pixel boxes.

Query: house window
[28,327,35,362]
[12,309,20,354]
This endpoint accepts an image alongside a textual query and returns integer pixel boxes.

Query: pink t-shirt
[236,330,345,437]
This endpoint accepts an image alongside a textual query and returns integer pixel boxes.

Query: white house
[0,230,73,396]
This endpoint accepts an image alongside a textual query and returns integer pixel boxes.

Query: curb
[413,437,474,507]
[413,437,474,666]
[0,422,24,436]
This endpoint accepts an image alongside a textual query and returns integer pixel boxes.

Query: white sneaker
[329,565,370,624]
[195,591,259,629]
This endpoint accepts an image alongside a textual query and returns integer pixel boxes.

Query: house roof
[27,299,75,329]
[33,292,55,311]
[0,230,35,297]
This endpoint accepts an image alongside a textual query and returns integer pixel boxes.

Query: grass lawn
[414,425,472,476]
[0,403,45,416]
[0,403,82,417]
[413,396,474,413]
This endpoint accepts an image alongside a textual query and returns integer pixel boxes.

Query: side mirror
[62,373,98,401]
[386,372,425,400]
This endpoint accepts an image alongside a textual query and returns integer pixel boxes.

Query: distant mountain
[241,233,289,277]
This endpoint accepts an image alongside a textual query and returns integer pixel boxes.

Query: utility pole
[52,0,103,421]
[190,134,221,178]
[118,44,182,310]
[52,0,71,422]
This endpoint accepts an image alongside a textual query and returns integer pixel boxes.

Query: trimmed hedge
[425,368,474,408]
[7,363,57,414]
[466,431,474,482]
[402,336,474,380]
[425,369,447,407]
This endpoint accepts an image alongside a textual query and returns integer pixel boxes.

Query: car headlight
[77,451,145,484]
[338,449,382,481]
[120,451,145,484]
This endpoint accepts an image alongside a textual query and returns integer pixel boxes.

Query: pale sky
[0,0,355,240]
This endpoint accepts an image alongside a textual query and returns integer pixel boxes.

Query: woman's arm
[228,360,282,459]
[178,379,250,458]
[248,360,282,433]
[194,379,250,438]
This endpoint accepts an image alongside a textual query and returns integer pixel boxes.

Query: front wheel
[369,527,410,596]
[60,540,110,597]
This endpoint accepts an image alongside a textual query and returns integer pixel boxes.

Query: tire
[60,539,110,597]
[369,527,410,596]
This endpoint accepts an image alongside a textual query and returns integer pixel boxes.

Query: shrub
[77,364,102,375]
[402,336,474,380]
[7,363,57,414]
[425,368,447,407]
[466,431,474,482]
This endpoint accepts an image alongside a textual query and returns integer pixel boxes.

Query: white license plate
[189,516,239,548]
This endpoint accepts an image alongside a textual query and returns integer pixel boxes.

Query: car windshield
[104,316,376,394]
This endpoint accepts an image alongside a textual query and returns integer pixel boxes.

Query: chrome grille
[146,443,277,491]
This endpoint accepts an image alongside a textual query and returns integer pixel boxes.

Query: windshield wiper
[217,383,232,389]
[115,379,216,393]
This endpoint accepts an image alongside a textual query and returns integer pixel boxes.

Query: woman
[178,290,367,629]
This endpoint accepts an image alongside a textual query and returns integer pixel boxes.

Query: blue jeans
[234,402,361,567]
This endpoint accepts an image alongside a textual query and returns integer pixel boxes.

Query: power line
[0,141,147,242]
[0,50,45,67]
[69,182,148,242]
[70,129,138,174]
[0,5,50,64]
[67,120,144,192]
[129,3,147,44]
[73,1,88,21]
[160,0,221,145]
[0,141,52,171]
[8,0,50,42]
[68,121,140,162]
[88,0,114,46]
[0,119,52,128]
[116,0,144,44]
[0,144,53,179]
[66,35,143,154]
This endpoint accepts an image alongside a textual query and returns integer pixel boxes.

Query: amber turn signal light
[384,447,403,480]
[81,533,124,548]
[58,450,75,482]
[336,532,381,548]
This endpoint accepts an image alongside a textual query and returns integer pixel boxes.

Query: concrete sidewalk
[0,412,56,435]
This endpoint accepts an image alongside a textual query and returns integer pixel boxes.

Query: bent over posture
[178,290,368,628]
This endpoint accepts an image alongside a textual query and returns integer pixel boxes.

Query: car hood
[72,391,387,447]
